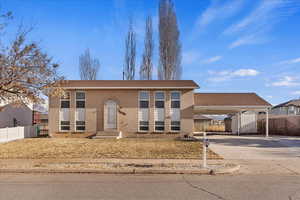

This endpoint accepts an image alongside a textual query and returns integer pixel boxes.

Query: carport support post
[203,132,207,168]
[266,109,269,137]
[237,112,240,136]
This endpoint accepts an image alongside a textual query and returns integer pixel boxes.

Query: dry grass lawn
[0,138,221,159]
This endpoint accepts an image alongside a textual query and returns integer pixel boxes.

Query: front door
[105,100,117,129]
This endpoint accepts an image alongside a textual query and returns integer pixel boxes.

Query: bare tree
[79,48,100,80]
[0,12,63,105]
[139,16,154,80]
[158,0,182,80]
[123,19,136,80]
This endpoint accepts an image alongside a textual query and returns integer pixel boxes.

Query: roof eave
[62,86,198,89]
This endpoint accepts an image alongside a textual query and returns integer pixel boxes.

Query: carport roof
[194,93,272,107]
[194,93,272,114]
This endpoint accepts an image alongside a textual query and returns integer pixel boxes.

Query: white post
[237,112,241,136]
[203,132,207,168]
[266,109,269,137]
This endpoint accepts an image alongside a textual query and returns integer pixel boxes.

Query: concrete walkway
[206,135,300,175]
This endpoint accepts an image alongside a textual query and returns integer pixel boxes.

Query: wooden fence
[258,115,300,136]
[194,119,225,132]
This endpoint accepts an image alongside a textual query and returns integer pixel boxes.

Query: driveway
[208,135,300,160]
[207,135,300,175]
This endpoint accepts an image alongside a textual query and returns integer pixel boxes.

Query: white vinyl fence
[0,126,37,143]
[231,112,258,134]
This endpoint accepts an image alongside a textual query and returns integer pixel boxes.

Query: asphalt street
[0,174,300,200]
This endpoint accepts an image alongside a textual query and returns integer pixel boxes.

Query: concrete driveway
[207,135,300,175]
[208,135,300,160]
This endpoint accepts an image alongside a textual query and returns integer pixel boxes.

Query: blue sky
[1,0,300,105]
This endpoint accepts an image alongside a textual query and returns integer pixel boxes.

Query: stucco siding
[48,89,195,137]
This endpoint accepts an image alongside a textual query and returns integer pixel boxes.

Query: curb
[211,164,240,174]
[0,164,240,175]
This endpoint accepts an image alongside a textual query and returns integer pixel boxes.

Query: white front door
[106,100,117,129]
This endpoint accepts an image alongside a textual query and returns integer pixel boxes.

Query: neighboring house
[33,112,49,136]
[49,80,198,137]
[271,99,300,115]
[48,81,271,137]
[0,104,33,128]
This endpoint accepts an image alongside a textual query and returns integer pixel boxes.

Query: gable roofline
[60,80,200,89]
[273,99,300,108]
[194,92,272,107]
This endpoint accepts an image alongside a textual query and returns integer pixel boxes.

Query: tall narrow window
[139,91,149,131]
[60,92,70,131]
[75,92,85,131]
[76,92,85,108]
[60,92,70,109]
[155,91,165,131]
[170,91,180,131]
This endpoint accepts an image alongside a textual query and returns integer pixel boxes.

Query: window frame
[170,91,181,109]
[75,91,86,109]
[59,120,70,132]
[170,121,180,132]
[154,91,165,132]
[138,91,150,132]
[155,121,165,132]
[60,92,70,109]
[170,91,181,132]
[59,92,70,132]
[75,91,86,132]
[75,120,86,132]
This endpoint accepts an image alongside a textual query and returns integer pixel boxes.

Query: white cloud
[229,34,267,49]
[292,91,300,95]
[195,0,244,30]
[203,56,222,64]
[232,69,260,76]
[279,57,300,65]
[225,0,300,48]
[271,76,300,87]
[208,68,260,82]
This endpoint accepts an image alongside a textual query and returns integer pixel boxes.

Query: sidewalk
[0,158,239,175]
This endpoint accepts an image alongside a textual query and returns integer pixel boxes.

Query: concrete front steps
[92,130,120,139]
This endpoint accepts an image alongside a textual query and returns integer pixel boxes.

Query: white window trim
[170,121,181,132]
[75,91,86,132]
[59,92,70,132]
[154,91,165,132]
[170,91,181,132]
[75,120,86,132]
[75,91,86,107]
[60,92,70,109]
[138,91,150,132]
[59,121,71,132]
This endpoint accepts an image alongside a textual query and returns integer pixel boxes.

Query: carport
[194,93,272,137]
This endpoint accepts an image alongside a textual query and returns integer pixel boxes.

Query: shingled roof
[60,80,199,89]
[194,93,271,107]
[273,99,300,108]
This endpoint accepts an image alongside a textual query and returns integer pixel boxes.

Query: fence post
[266,109,269,137]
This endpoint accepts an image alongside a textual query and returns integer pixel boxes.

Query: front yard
[0,138,221,160]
